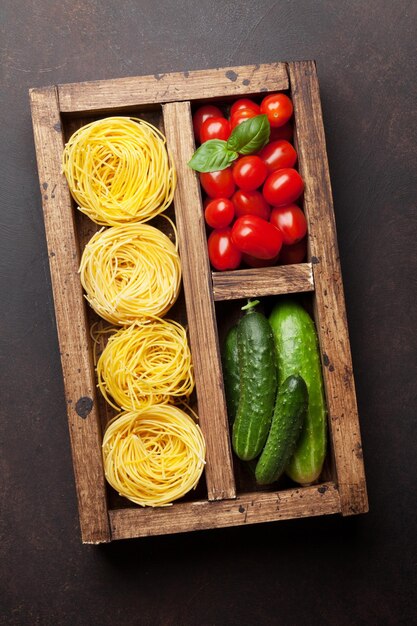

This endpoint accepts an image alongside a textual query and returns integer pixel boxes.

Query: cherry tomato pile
[192,94,308,271]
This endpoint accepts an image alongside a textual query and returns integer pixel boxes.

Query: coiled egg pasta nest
[62,116,176,225]
[96,319,195,411]
[102,405,206,507]
[79,222,181,324]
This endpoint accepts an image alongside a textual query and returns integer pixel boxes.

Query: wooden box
[30,61,368,544]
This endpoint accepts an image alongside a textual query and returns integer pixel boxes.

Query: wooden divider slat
[162,102,236,501]
[288,61,368,516]
[29,87,111,543]
[212,263,314,301]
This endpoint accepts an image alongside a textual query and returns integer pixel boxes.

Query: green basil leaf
[187,139,238,173]
[227,114,270,155]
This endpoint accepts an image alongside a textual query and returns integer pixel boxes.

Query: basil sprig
[188,114,270,173]
[188,140,238,173]
[226,114,270,155]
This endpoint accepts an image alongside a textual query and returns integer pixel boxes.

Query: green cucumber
[232,300,277,461]
[255,375,308,485]
[222,325,240,423]
[269,299,327,484]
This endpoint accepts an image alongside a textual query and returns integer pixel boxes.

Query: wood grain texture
[109,481,340,539]
[29,87,110,544]
[212,263,314,301]
[57,63,288,114]
[162,101,236,501]
[288,61,368,515]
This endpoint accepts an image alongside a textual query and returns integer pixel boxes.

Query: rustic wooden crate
[30,61,368,544]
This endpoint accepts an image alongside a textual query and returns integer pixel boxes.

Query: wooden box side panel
[289,61,368,515]
[29,86,111,543]
[162,101,235,501]
[57,63,289,114]
[109,482,340,540]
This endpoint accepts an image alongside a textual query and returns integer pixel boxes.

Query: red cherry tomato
[242,253,279,268]
[200,117,231,143]
[200,168,235,199]
[279,237,307,265]
[270,122,293,142]
[270,205,307,245]
[193,105,224,143]
[230,98,260,117]
[204,198,235,229]
[258,140,297,174]
[230,108,257,129]
[233,156,268,192]
[208,228,242,271]
[232,190,271,220]
[260,93,293,128]
[231,215,283,260]
[263,168,304,206]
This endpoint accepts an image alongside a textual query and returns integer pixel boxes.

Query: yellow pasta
[96,318,194,411]
[102,405,206,507]
[62,116,176,225]
[79,222,181,324]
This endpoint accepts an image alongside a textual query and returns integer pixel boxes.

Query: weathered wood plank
[288,61,368,515]
[163,102,236,501]
[29,87,111,543]
[109,482,340,539]
[57,63,288,114]
[212,263,314,301]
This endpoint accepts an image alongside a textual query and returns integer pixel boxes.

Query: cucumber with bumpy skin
[222,325,240,423]
[232,300,277,461]
[255,375,308,485]
[269,299,327,484]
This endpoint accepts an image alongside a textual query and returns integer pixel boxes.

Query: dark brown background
[1,1,416,624]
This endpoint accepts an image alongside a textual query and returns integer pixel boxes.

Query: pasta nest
[79,222,181,324]
[62,116,176,225]
[102,405,206,507]
[96,319,195,411]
